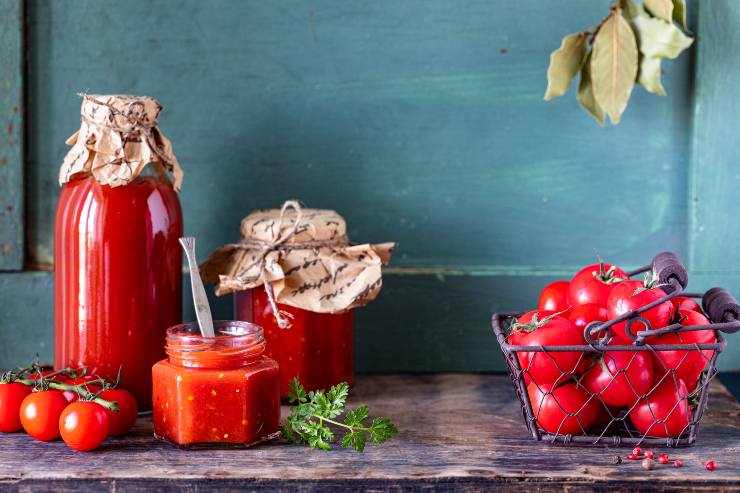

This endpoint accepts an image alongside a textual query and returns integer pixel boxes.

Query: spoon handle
[179,237,215,337]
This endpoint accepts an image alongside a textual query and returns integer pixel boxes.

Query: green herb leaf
[591,10,638,124]
[544,32,589,101]
[369,417,399,444]
[643,0,674,23]
[342,430,367,452]
[281,379,398,453]
[632,15,693,59]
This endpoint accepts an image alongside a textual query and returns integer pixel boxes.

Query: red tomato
[513,313,586,386]
[606,280,673,341]
[527,382,599,435]
[629,378,690,438]
[652,310,716,392]
[582,350,654,407]
[670,296,702,314]
[59,401,109,451]
[0,382,32,432]
[99,389,138,435]
[19,390,69,441]
[507,310,554,345]
[537,281,571,314]
[569,303,608,339]
[569,262,628,308]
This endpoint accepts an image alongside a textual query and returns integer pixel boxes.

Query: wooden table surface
[0,374,738,492]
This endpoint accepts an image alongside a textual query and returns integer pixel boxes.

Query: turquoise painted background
[2,0,739,372]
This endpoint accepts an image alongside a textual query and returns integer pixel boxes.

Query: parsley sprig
[281,378,398,452]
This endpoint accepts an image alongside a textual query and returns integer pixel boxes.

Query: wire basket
[492,252,739,447]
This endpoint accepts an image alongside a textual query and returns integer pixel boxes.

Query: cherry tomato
[653,310,716,392]
[59,401,109,451]
[569,303,608,339]
[537,281,571,314]
[606,280,673,341]
[511,313,586,386]
[0,382,32,432]
[629,378,690,438]
[99,389,138,435]
[527,382,599,435]
[582,350,654,407]
[20,390,69,441]
[569,262,627,308]
[670,296,702,314]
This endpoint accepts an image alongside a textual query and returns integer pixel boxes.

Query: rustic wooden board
[3,271,740,374]
[23,0,691,270]
[0,0,23,270]
[0,374,737,491]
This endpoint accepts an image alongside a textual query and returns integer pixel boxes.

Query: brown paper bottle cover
[200,201,395,321]
[59,94,183,190]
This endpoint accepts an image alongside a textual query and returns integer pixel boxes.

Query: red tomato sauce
[152,322,280,447]
[54,174,182,410]
[235,289,354,398]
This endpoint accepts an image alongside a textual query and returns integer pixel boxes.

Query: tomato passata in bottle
[54,94,184,410]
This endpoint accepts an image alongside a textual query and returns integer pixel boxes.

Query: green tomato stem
[17,378,119,412]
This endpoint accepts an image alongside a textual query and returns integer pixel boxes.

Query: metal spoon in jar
[179,237,215,337]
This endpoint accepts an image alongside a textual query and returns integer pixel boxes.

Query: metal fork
[179,236,215,337]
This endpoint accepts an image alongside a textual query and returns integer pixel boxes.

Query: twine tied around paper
[233,200,348,329]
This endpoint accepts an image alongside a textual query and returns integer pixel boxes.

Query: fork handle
[180,238,215,338]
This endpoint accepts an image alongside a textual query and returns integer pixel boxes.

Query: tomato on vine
[59,401,109,451]
[20,390,69,441]
[99,389,137,435]
[537,280,571,314]
[569,261,627,308]
[0,382,32,432]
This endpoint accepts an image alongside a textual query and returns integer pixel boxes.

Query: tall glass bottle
[54,94,184,410]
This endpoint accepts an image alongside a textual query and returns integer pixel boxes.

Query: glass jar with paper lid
[54,94,184,410]
[201,201,394,398]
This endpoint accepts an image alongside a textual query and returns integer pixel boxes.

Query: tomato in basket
[629,377,691,438]
[509,311,586,386]
[607,280,673,341]
[527,381,599,435]
[582,349,654,407]
[537,280,571,314]
[569,261,627,308]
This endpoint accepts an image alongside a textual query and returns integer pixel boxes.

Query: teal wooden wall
[2,0,739,372]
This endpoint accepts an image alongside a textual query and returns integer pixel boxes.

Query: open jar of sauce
[152,320,280,448]
[201,201,394,399]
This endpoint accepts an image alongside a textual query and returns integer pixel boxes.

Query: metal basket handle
[651,252,688,294]
[702,288,740,333]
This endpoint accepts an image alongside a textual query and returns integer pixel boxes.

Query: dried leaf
[638,56,666,96]
[577,54,605,126]
[632,15,693,59]
[544,32,589,101]
[672,0,687,29]
[591,11,638,125]
[620,0,643,21]
[643,0,673,23]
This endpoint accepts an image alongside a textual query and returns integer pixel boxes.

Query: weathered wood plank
[0,374,737,492]
[0,0,23,270]
[689,1,740,277]
[24,0,691,271]
[3,271,740,373]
